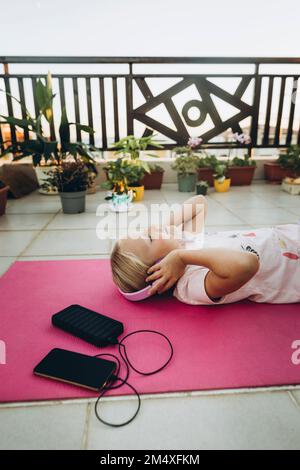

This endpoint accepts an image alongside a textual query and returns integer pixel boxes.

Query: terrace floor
[0,182,300,450]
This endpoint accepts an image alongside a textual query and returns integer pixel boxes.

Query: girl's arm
[146,248,259,298]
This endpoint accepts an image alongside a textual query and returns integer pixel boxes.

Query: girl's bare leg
[168,195,207,234]
[182,203,206,233]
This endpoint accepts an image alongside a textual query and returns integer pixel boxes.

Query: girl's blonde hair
[110,241,150,293]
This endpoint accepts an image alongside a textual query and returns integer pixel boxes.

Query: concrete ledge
[1,152,278,185]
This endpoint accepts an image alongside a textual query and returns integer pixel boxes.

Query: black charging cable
[118,330,173,375]
[93,329,173,427]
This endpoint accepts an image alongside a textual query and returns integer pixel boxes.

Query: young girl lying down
[110,195,300,305]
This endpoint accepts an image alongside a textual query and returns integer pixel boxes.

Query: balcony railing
[1,56,300,152]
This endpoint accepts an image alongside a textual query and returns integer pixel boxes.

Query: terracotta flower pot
[227,166,256,186]
[141,170,164,189]
[264,162,300,184]
[197,168,214,187]
[0,185,9,216]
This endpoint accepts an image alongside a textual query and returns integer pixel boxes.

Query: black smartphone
[33,348,117,391]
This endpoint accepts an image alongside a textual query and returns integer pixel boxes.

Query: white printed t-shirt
[173,224,300,305]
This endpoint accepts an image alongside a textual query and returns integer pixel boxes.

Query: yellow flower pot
[129,185,144,201]
[214,178,231,193]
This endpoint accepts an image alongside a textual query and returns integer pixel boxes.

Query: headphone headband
[118,285,153,301]
[118,257,163,301]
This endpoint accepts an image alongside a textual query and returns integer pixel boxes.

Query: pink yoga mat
[0,259,300,403]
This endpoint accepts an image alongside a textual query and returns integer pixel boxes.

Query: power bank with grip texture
[52,304,124,347]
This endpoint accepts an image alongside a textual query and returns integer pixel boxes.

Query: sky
[1,0,300,148]
[1,0,300,57]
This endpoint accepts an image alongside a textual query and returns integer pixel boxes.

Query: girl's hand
[146,250,186,295]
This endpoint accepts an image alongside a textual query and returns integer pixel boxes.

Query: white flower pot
[108,191,133,212]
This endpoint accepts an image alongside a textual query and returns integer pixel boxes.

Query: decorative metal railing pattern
[1,56,300,151]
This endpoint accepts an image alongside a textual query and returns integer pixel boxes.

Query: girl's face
[119,225,184,265]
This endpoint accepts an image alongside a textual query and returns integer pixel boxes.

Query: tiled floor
[0,182,300,450]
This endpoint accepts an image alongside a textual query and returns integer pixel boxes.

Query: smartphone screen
[34,348,117,391]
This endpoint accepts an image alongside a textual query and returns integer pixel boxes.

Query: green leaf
[35,79,54,123]
[76,146,94,159]
[32,153,42,166]
[70,123,95,134]
[140,161,150,173]
[148,141,164,148]
[35,114,42,136]
[43,141,58,162]
[101,180,114,190]
[35,79,52,112]
[145,153,160,158]
[59,107,70,145]
[63,142,78,157]
[0,88,33,121]
[14,139,44,156]
[0,115,32,130]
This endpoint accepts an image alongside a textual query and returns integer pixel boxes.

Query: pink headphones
[118,284,154,301]
[118,258,163,301]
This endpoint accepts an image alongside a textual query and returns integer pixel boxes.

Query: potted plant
[111,134,164,160]
[49,157,89,214]
[174,137,219,187]
[102,157,148,202]
[104,134,163,198]
[102,158,133,211]
[102,157,128,191]
[0,180,9,216]
[213,163,231,192]
[106,189,133,212]
[221,132,255,186]
[264,145,300,183]
[171,153,200,192]
[196,180,209,195]
[0,72,97,194]
[197,154,219,186]
[173,137,203,191]
[141,163,164,189]
[228,155,256,185]
[104,134,161,181]
[125,159,148,201]
[173,137,203,159]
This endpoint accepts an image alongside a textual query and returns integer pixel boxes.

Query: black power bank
[33,348,117,391]
[52,304,124,347]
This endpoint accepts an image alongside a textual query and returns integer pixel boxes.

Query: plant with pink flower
[225,131,255,167]
[232,132,251,145]
[173,136,205,158]
[187,136,203,149]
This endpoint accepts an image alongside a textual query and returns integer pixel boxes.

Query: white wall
[1,0,300,56]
